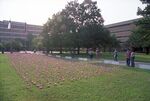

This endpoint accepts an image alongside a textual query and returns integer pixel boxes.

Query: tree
[42,0,119,54]
[26,33,34,50]
[109,34,120,49]
[129,0,150,54]
[41,21,52,53]
[50,13,66,54]
[32,36,43,50]
[0,43,4,53]
[0,43,5,54]
[42,13,67,54]
[61,0,105,53]
[81,0,104,48]
[11,40,23,51]
[2,39,24,52]
[61,0,81,54]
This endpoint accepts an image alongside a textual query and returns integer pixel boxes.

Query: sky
[0,0,146,25]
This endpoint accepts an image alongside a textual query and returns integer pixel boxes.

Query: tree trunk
[60,49,62,54]
[145,47,149,55]
[2,49,4,54]
[77,47,80,55]
[59,46,63,54]
[103,47,106,52]
[86,48,88,54]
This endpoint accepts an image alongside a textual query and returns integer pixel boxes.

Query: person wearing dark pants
[125,49,131,66]
[127,58,130,66]
[113,49,118,61]
[130,51,135,67]
[88,48,93,60]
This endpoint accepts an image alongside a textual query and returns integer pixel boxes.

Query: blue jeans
[126,58,130,66]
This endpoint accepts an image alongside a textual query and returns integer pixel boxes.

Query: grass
[7,53,109,89]
[0,54,38,101]
[100,52,150,63]
[1,53,150,101]
[51,52,150,63]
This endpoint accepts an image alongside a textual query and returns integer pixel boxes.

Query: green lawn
[1,54,150,101]
[0,54,37,101]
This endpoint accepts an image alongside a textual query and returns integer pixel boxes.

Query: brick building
[0,20,43,42]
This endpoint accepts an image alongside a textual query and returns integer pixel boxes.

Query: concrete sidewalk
[102,60,150,70]
[50,54,150,70]
[18,51,150,70]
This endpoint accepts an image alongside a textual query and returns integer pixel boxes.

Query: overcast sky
[0,0,146,25]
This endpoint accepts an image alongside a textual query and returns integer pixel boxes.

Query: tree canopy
[129,0,150,54]
[41,0,119,54]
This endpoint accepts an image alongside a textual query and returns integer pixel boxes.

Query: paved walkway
[102,60,150,70]
[53,55,150,70]
[17,51,150,70]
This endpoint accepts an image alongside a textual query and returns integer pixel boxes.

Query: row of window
[0,32,27,37]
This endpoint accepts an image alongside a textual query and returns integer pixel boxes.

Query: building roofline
[105,18,141,28]
[1,20,42,27]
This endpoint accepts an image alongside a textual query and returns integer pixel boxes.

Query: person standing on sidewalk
[130,50,135,67]
[96,48,100,59]
[113,49,118,61]
[88,48,93,60]
[126,49,131,66]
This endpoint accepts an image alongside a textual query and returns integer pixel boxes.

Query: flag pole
[25,22,27,32]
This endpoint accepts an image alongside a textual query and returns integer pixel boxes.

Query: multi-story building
[105,18,139,46]
[0,19,139,47]
[0,20,43,42]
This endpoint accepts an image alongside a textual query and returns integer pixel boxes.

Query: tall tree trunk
[2,48,4,54]
[86,48,88,54]
[77,46,80,55]
[103,47,106,52]
[60,48,62,54]
[145,47,149,55]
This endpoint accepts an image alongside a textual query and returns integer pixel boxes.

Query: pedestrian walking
[34,49,36,53]
[88,48,93,60]
[130,50,135,67]
[113,49,118,61]
[96,48,100,59]
[125,49,131,66]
